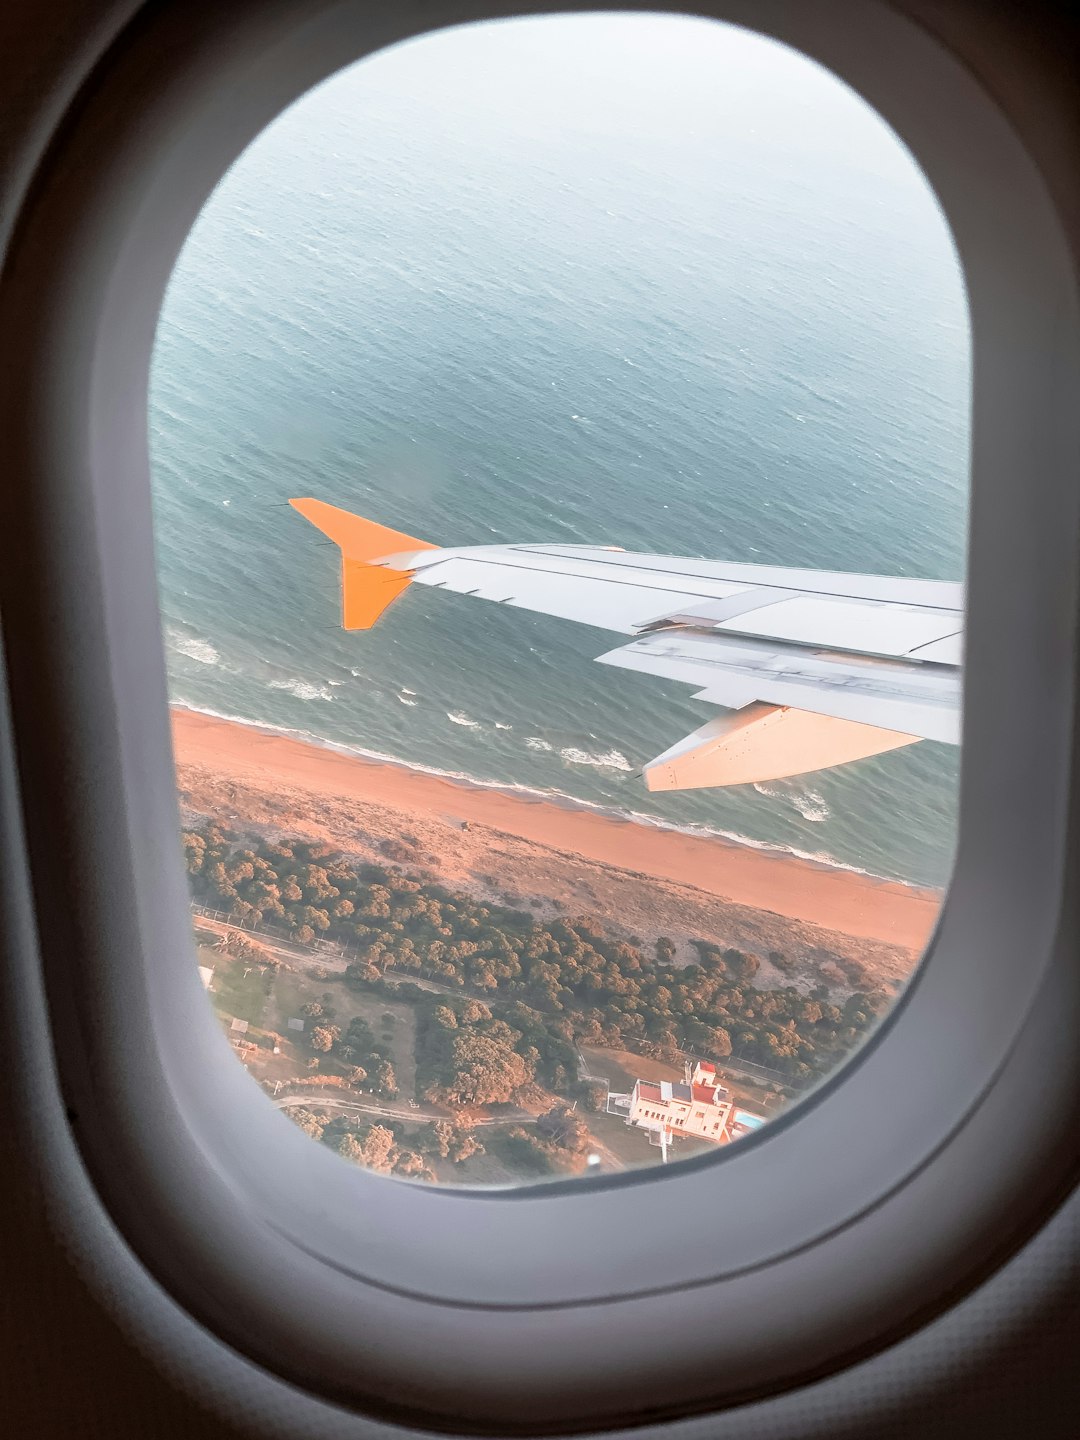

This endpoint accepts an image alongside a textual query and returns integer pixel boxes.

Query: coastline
[171,705,942,964]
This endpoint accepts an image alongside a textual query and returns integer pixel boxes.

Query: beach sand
[172,707,942,993]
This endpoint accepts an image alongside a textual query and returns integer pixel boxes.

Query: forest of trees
[185,824,890,1090]
[284,1106,586,1181]
[288,1109,486,1182]
[411,993,578,1106]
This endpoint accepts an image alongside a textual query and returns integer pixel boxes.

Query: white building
[609,1060,765,1158]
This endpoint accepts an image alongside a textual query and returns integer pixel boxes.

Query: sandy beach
[172,707,942,991]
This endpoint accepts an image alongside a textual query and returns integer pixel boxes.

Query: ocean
[149,15,969,889]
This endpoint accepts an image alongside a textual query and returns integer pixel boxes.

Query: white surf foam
[269,678,334,701]
[558,746,633,773]
[169,632,221,666]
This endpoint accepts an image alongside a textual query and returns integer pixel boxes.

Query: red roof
[697,1060,716,1072]
[637,1081,662,1102]
[692,1084,722,1105]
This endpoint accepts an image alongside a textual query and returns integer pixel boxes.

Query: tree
[537,1105,591,1155]
[424,1121,455,1159]
[361,1124,397,1173]
[310,1024,340,1053]
[288,1108,326,1142]
[337,1133,366,1164]
[448,1129,484,1164]
[435,1032,530,1107]
[709,1026,733,1058]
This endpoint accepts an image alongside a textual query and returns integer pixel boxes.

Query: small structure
[287,1017,305,1031]
[197,965,214,990]
[608,1060,765,1162]
[229,1018,249,1034]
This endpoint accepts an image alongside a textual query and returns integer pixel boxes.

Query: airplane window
[150,13,968,1187]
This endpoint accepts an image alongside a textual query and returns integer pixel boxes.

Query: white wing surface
[290,500,962,789]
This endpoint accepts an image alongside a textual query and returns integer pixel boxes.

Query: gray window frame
[1,0,1079,1434]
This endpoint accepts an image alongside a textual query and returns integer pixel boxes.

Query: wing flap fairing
[642,707,919,791]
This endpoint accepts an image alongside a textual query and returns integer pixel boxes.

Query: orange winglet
[289,498,438,630]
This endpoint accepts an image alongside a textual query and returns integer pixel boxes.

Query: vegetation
[185,825,889,1097]
[290,1110,438,1182]
[499,1104,594,1175]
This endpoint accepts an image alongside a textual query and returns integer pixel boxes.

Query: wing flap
[599,631,960,744]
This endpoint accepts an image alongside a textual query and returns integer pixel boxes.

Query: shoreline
[171,705,942,957]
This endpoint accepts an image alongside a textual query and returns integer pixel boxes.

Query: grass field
[201,945,269,1027]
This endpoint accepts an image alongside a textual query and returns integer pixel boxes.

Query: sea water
[150,15,969,888]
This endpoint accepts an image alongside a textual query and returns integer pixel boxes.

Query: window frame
[2,0,1080,1432]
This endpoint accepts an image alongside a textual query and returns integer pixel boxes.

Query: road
[195,913,330,973]
[274,1092,534,1129]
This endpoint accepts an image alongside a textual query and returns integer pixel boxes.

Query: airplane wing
[290,498,962,789]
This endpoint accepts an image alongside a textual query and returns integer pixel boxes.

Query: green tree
[288,1108,326,1142]
[310,1024,340,1053]
[361,1124,397,1173]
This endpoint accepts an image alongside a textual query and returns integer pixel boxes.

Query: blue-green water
[150,15,969,888]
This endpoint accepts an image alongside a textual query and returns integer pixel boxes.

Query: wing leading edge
[290,499,962,789]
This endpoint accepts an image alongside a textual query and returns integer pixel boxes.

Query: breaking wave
[447,710,482,728]
[559,746,633,773]
[269,678,335,701]
[753,781,831,823]
[790,789,830,823]
[169,631,220,666]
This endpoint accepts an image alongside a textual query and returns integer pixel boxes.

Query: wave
[397,693,418,707]
[447,710,482,729]
[169,631,221,666]
[494,721,513,731]
[525,736,553,752]
[791,789,830,823]
[268,678,335,701]
[558,746,633,773]
[753,780,831,824]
